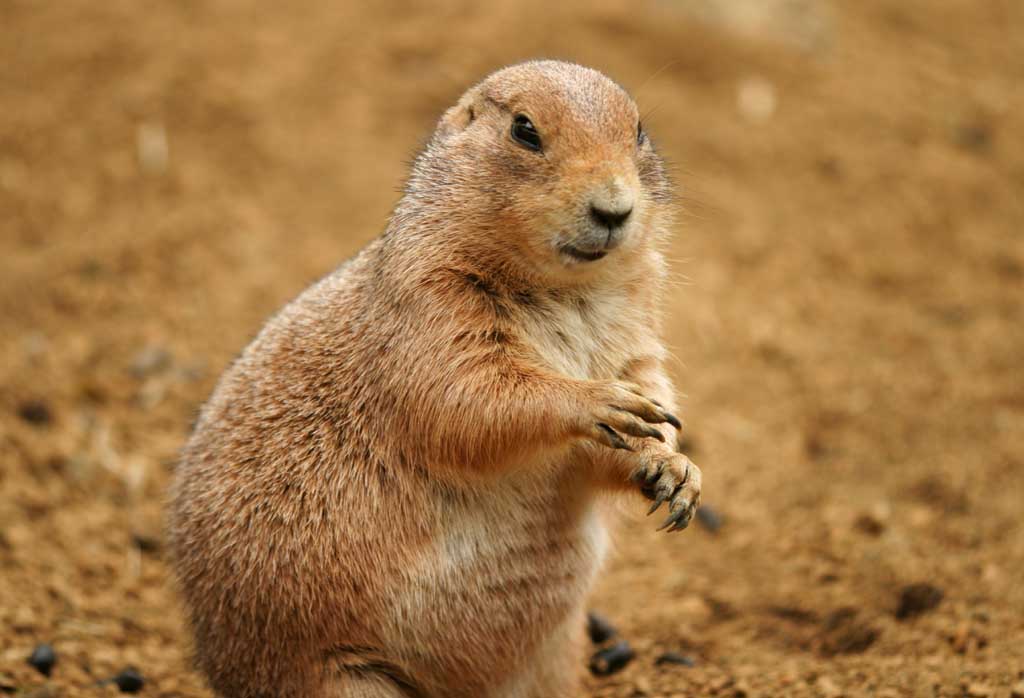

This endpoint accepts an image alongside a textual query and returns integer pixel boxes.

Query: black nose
[590,205,632,230]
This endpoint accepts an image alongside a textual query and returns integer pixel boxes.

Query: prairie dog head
[405,61,673,283]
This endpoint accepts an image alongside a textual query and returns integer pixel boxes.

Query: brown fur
[166,60,701,698]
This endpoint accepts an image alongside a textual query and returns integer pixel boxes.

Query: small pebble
[966,683,992,698]
[696,504,723,533]
[736,76,777,123]
[632,676,651,696]
[26,643,56,677]
[589,641,635,677]
[111,667,145,694]
[17,400,53,427]
[949,621,987,653]
[655,651,696,667]
[895,583,943,619]
[954,122,992,153]
[130,345,171,378]
[1009,681,1024,698]
[815,675,842,698]
[853,512,885,536]
[818,607,878,655]
[586,611,617,644]
[136,122,169,174]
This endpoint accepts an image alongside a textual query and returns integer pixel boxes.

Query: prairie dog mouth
[560,245,608,262]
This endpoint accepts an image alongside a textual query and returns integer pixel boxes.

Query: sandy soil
[2,0,1023,696]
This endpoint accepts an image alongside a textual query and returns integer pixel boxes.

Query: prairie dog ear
[437,89,480,139]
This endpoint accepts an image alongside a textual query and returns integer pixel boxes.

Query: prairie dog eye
[511,114,542,152]
[637,120,647,147]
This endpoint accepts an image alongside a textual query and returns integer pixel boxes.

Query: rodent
[166,60,702,698]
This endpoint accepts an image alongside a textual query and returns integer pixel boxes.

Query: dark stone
[818,607,879,656]
[111,667,145,694]
[655,652,696,667]
[853,513,886,536]
[17,400,53,427]
[588,641,634,677]
[896,583,944,620]
[955,122,992,153]
[696,504,723,533]
[27,644,56,677]
[769,605,819,625]
[586,611,617,644]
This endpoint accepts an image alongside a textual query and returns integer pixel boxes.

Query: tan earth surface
[2,1,1023,696]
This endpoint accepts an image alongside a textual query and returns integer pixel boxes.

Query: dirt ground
[2,0,1023,696]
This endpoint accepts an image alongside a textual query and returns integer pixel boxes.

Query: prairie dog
[167,60,701,698]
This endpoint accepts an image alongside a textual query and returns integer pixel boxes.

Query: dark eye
[637,120,646,147]
[511,114,542,152]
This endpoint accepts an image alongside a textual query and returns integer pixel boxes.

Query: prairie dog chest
[520,288,640,380]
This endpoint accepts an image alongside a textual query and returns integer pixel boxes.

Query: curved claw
[666,515,692,533]
[612,405,671,434]
[657,499,695,532]
[663,411,683,430]
[597,423,632,451]
[649,479,680,517]
[613,415,665,441]
[647,492,669,516]
[641,426,666,442]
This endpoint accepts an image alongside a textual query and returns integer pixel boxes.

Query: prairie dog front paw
[631,451,702,533]
[576,380,681,451]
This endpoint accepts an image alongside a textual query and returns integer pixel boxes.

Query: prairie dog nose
[589,203,633,230]
[589,177,636,231]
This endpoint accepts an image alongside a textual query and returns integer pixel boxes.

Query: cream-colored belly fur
[382,466,609,695]
[379,292,637,695]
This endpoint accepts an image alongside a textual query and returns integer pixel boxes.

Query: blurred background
[1,1,1022,696]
